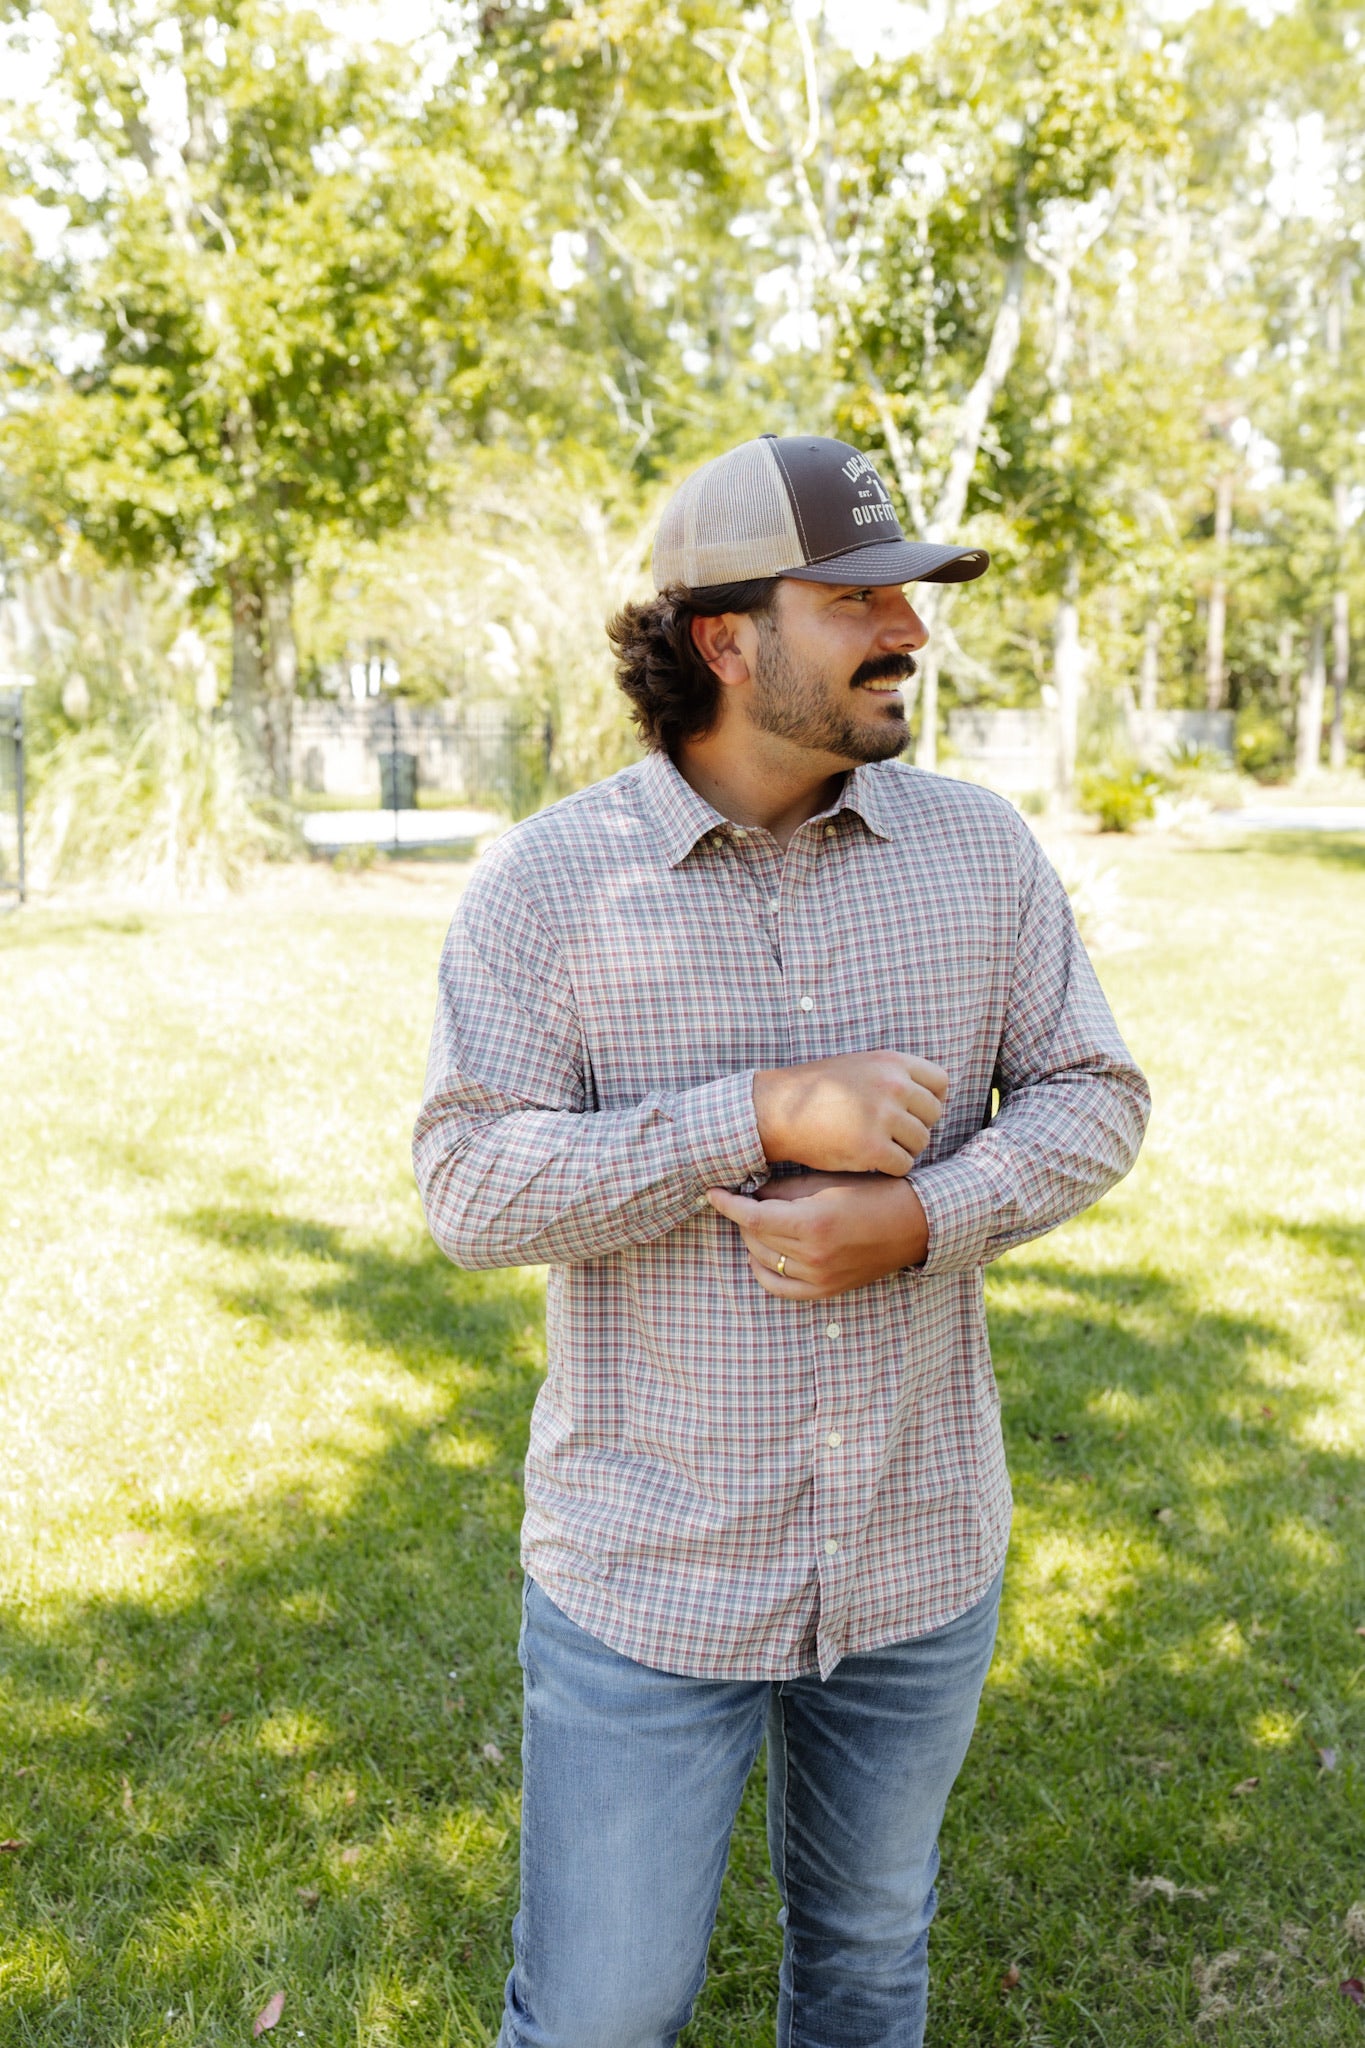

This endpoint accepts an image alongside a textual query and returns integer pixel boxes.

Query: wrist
[751,1069,790,1165]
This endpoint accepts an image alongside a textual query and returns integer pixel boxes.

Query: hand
[751,1052,949,1176]
[706,1171,929,1299]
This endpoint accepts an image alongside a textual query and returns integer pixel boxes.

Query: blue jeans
[496,1569,1002,2048]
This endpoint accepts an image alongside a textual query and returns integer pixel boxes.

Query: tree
[817,0,1178,770]
[1,0,545,792]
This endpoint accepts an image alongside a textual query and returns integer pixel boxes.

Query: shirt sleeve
[412,857,769,1270]
[911,822,1151,1274]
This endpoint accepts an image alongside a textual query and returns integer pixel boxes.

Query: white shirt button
[768,898,780,914]
[823,824,837,837]
[826,1430,843,1448]
[799,996,814,1011]
[825,1321,840,1340]
[824,1537,840,1556]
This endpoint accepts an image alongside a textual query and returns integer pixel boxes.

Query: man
[413,432,1149,2048]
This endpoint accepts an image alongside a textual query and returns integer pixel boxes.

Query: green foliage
[1236,708,1295,781]
[295,460,651,787]
[1077,764,1162,832]
[0,0,1361,810]
[0,0,545,582]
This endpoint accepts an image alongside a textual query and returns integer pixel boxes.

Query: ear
[690,611,753,686]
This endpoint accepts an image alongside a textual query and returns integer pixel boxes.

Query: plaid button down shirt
[414,750,1149,1679]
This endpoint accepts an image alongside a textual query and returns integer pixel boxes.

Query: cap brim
[782,540,990,586]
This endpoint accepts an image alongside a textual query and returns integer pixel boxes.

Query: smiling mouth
[852,657,917,692]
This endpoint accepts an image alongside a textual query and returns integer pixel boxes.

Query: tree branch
[926,249,1025,540]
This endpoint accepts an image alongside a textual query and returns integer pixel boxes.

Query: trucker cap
[650,434,990,592]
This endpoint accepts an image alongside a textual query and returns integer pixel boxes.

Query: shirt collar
[638,749,730,866]
[838,762,898,843]
[639,749,897,868]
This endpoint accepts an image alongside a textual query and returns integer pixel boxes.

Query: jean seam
[774,1687,794,2048]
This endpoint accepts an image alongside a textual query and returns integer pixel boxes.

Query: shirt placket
[779,815,860,1669]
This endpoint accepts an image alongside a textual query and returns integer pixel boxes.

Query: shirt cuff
[912,1150,1006,1274]
[669,1071,769,1194]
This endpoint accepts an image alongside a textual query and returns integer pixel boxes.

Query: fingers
[748,1256,826,1299]
[885,1108,937,1164]
[707,1188,825,1292]
[900,1078,947,1131]
[747,1242,811,1288]
[905,1055,950,1102]
[707,1188,815,1246]
[866,1138,918,1177]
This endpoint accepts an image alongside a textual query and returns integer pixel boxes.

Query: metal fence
[291,701,553,817]
[0,691,24,907]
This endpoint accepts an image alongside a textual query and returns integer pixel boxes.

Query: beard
[746,618,915,763]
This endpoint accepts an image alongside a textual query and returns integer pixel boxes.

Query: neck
[672,727,850,852]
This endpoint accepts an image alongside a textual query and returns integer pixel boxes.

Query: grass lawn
[1,829,1362,2047]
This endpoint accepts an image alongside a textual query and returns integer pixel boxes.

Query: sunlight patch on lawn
[254,1705,333,1756]
[1086,1385,1150,1427]
[429,1432,497,1471]
[1249,1709,1302,1749]
[991,1520,1137,1678]
[1268,1516,1341,1570]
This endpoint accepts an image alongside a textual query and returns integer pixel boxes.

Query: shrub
[1076,766,1161,832]
[1235,707,1293,782]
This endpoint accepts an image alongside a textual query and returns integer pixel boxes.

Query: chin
[854,717,910,763]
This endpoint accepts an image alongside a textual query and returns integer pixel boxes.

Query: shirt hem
[522,1529,1012,1683]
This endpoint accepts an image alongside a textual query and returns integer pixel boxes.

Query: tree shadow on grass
[924,1244,1365,2046]
[0,1209,544,2046]
[2,1213,1362,2047]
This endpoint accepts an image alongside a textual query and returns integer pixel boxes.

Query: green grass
[1,834,1362,2046]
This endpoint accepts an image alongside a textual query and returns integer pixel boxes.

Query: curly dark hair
[606,578,780,753]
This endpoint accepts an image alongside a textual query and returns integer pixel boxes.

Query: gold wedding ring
[777,1255,787,1275]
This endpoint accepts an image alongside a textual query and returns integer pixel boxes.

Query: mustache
[851,652,918,689]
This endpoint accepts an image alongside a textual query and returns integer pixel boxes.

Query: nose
[878,589,929,651]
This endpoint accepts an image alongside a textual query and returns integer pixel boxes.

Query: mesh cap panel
[651,439,803,590]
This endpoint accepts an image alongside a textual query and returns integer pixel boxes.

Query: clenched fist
[751,1051,949,1177]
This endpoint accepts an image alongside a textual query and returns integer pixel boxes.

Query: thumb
[706,1187,761,1222]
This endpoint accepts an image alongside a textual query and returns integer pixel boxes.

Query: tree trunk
[262,574,297,801]
[1296,615,1326,782]
[1205,469,1234,711]
[229,567,268,783]
[914,640,941,772]
[1054,561,1085,798]
[925,253,1026,541]
[1329,586,1349,772]
[229,564,296,799]
[1140,614,1160,714]
[1276,622,1296,709]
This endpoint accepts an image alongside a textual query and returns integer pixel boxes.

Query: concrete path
[1214,806,1365,834]
[301,807,505,851]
